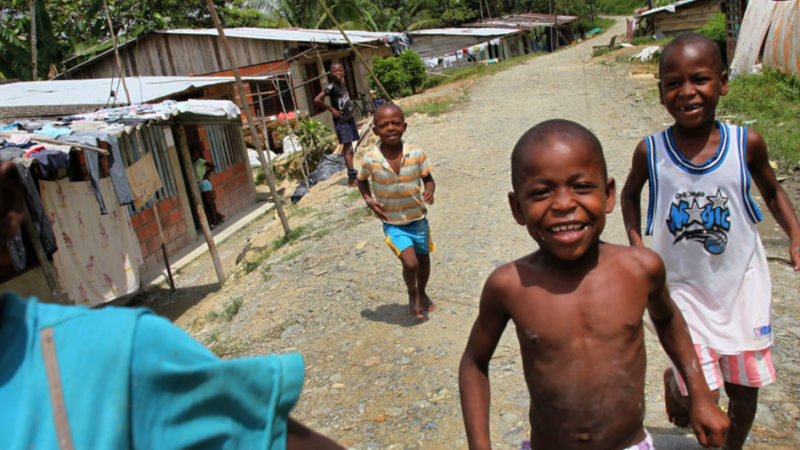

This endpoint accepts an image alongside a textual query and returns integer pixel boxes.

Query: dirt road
[146,18,800,449]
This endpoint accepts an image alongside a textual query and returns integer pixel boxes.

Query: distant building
[0,99,255,304]
[636,0,722,36]
[56,28,404,143]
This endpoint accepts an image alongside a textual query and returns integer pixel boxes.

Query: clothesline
[0,131,109,155]
[421,38,504,70]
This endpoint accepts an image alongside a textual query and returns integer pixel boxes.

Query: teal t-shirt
[0,292,304,449]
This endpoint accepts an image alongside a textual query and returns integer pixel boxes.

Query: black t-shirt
[323,81,355,122]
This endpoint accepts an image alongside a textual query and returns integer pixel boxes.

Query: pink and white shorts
[673,344,776,395]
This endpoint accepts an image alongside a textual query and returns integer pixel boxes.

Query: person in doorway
[191,146,224,228]
[314,62,359,187]
[621,33,800,449]
[459,119,729,449]
[0,159,343,449]
[357,104,436,319]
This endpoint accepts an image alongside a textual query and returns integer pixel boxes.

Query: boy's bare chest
[383,155,403,175]
[508,283,646,349]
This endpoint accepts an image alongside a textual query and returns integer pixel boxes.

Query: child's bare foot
[409,296,423,319]
[663,368,690,427]
[420,294,437,312]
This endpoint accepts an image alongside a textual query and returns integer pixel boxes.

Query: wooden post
[204,0,292,237]
[22,206,69,304]
[30,0,37,80]
[102,0,131,104]
[152,205,176,291]
[174,124,226,285]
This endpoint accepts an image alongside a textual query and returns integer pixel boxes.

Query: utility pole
[30,0,37,80]
[102,0,132,104]
[205,0,291,236]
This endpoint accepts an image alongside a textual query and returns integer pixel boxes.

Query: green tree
[370,50,426,98]
[1,0,273,81]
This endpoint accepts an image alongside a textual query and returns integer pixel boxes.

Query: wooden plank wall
[70,34,286,78]
[411,35,489,58]
[654,0,721,34]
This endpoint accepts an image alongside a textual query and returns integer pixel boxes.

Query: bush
[441,6,478,27]
[371,50,427,99]
[398,50,427,93]
[697,13,727,66]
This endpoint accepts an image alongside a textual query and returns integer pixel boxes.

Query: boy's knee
[399,251,419,271]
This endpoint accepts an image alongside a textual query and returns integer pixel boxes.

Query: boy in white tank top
[621,33,800,449]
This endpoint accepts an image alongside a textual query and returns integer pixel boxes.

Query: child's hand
[331,108,343,119]
[367,199,388,221]
[422,190,434,205]
[790,240,800,271]
[690,398,729,448]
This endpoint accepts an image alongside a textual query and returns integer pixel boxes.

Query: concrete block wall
[196,127,254,221]
[131,195,190,271]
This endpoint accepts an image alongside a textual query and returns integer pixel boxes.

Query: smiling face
[372,104,407,147]
[329,63,345,82]
[658,40,728,130]
[509,134,615,262]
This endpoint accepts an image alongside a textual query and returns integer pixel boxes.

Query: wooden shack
[56,28,401,142]
[0,100,255,304]
[636,0,723,36]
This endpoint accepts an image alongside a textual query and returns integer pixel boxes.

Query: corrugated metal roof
[409,27,523,37]
[637,0,700,18]
[465,13,579,28]
[0,76,273,108]
[158,27,402,44]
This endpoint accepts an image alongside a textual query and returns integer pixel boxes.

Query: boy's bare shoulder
[482,253,541,297]
[599,243,665,280]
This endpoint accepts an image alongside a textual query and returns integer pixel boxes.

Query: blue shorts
[383,218,434,256]
[334,120,359,145]
[198,179,213,192]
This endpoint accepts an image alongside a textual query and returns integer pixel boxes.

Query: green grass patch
[348,205,374,222]
[421,51,542,91]
[312,228,331,238]
[719,70,800,165]
[221,297,244,321]
[346,189,363,201]
[591,17,616,30]
[279,249,304,263]
[288,205,314,218]
[240,247,272,276]
[271,225,306,251]
[405,98,460,117]
[598,0,643,15]
[203,327,222,344]
[260,264,272,282]
[592,45,622,58]
[205,297,244,323]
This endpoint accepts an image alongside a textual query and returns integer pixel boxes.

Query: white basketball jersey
[645,122,772,352]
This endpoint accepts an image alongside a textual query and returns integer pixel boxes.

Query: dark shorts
[334,120,359,145]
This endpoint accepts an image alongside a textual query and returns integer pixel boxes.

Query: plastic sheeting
[762,0,800,78]
[290,154,346,203]
[731,0,800,78]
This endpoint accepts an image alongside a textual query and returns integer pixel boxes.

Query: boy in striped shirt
[357,104,436,319]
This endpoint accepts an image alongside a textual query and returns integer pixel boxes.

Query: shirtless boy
[459,119,729,449]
